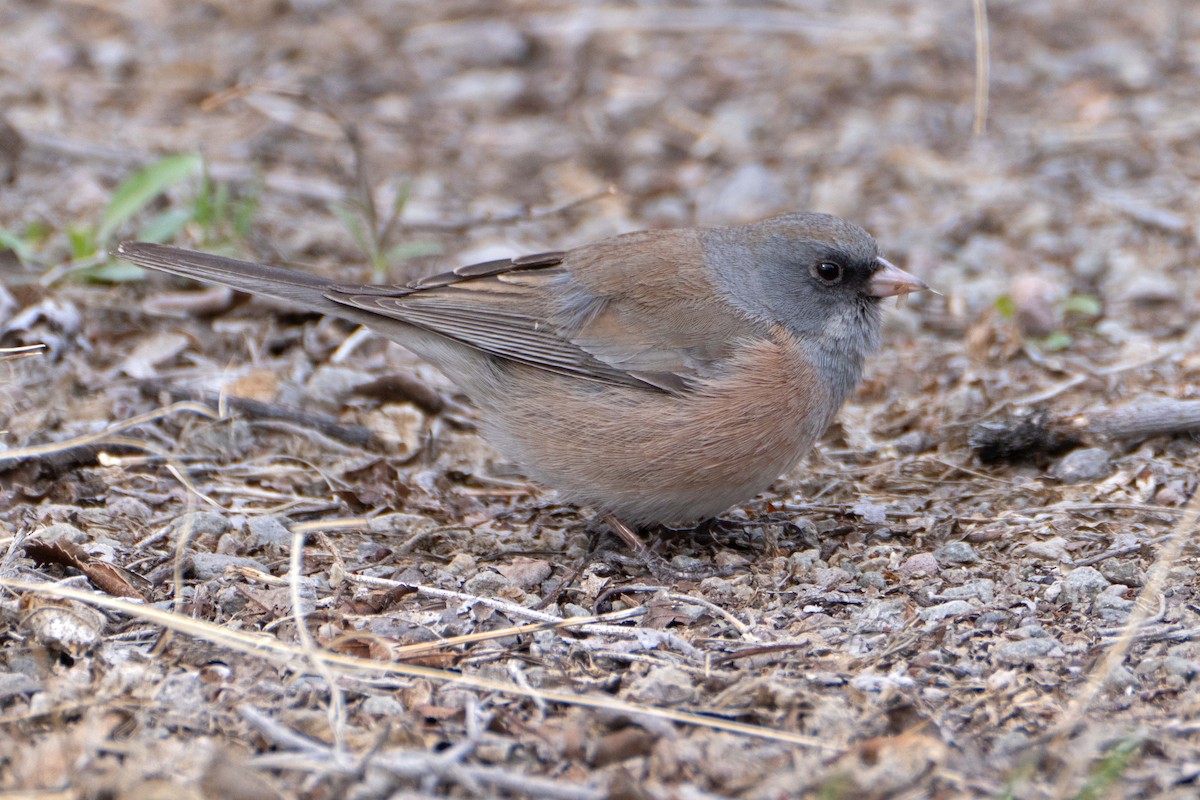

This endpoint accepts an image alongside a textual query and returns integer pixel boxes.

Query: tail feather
[115,242,342,316]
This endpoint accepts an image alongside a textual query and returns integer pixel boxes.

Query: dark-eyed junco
[117,213,926,551]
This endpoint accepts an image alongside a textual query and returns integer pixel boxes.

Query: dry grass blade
[0,401,219,463]
[972,0,990,135]
[0,343,47,361]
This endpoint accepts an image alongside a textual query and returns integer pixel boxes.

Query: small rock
[789,548,822,574]
[0,672,40,699]
[446,553,477,576]
[899,553,939,578]
[1052,447,1112,484]
[190,553,268,581]
[246,516,292,549]
[994,638,1065,665]
[361,695,406,717]
[1099,559,1143,587]
[789,518,821,549]
[1103,664,1139,691]
[942,579,995,603]
[625,666,695,705]
[852,599,909,633]
[1011,623,1048,639]
[1094,585,1135,623]
[935,541,980,565]
[973,611,1010,630]
[1024,536,1071,562]
[37,523,88,544]
[365,404,425,455]
[1060,566,1111,606]
[858,571,887,591]
[1010,274,1065,337]
[167,512,233,542]
[405,20,530,69]
[894,430,928,454]
[442,70,526,110]
[1164,658,1199,681]
[814,566,852,589]
[461,570,515,597]
[104,496,153,522]
[849,668,915,693]
[366,513,440,537]
[851,501,889,525]
[920,600,973,622]
[496,558,552,589]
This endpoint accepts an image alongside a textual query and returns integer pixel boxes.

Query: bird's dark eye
[812,262,843,284]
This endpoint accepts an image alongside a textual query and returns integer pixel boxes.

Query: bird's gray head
[705,212,926,402]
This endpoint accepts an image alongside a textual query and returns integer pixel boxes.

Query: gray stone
[1094,585,1135,623]
[858,571,887,591]
[0,672,40,699]
[852,600,909,633]
[190,553,268,581]
[899,553,940,578]
[1103,664,1140,690]
[1024,537,1071,562]
[994,638,1065,665]
[247,515,292,549]
[626,666,695,705]
[814,566,852,589]
[921,600,973,622]
[943,579,995,603]
[935,541,980,565]
[894,430,928,454]
[168,511,232,540]
[1099,559,1143,587]
[38,523,87,544]
[1164,658,1200,681]
[1052,447,1112,484]
[1060,566,1111,606]
[361,695,406,717]
[461,570,515,597]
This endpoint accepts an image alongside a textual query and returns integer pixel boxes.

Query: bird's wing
[327,252,695,393]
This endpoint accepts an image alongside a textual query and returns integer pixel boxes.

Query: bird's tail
[115,242,344,316]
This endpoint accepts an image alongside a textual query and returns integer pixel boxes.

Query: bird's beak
[868,257,929,298]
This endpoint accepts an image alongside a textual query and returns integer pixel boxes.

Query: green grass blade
[98,153,202,244]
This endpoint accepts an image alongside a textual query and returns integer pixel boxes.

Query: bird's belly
[479,358,832,527]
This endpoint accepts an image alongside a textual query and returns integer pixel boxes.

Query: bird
[117,212,927,566]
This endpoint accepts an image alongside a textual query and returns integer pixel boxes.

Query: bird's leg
[600,513,727,582]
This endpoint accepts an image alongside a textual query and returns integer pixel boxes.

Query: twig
[1078,398,1200,441]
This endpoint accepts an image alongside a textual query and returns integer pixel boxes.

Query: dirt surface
[2,2,1200,798]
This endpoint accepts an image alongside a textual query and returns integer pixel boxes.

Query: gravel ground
[2,2,1200,798]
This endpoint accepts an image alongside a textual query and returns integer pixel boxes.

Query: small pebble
[625,666,695,706]
[942,579,995,603]
[1094,586,1135,623]
[1052,447,1112,484]
[1059,566,1111,606]
[190,553,269,581]
[1024,537,1071,562]
[461,570,515,597]
[899,553,940,578]
[994,637,1065,665]
[935,541,980,565]
[920,600,973,623]
[247,516,292,549]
